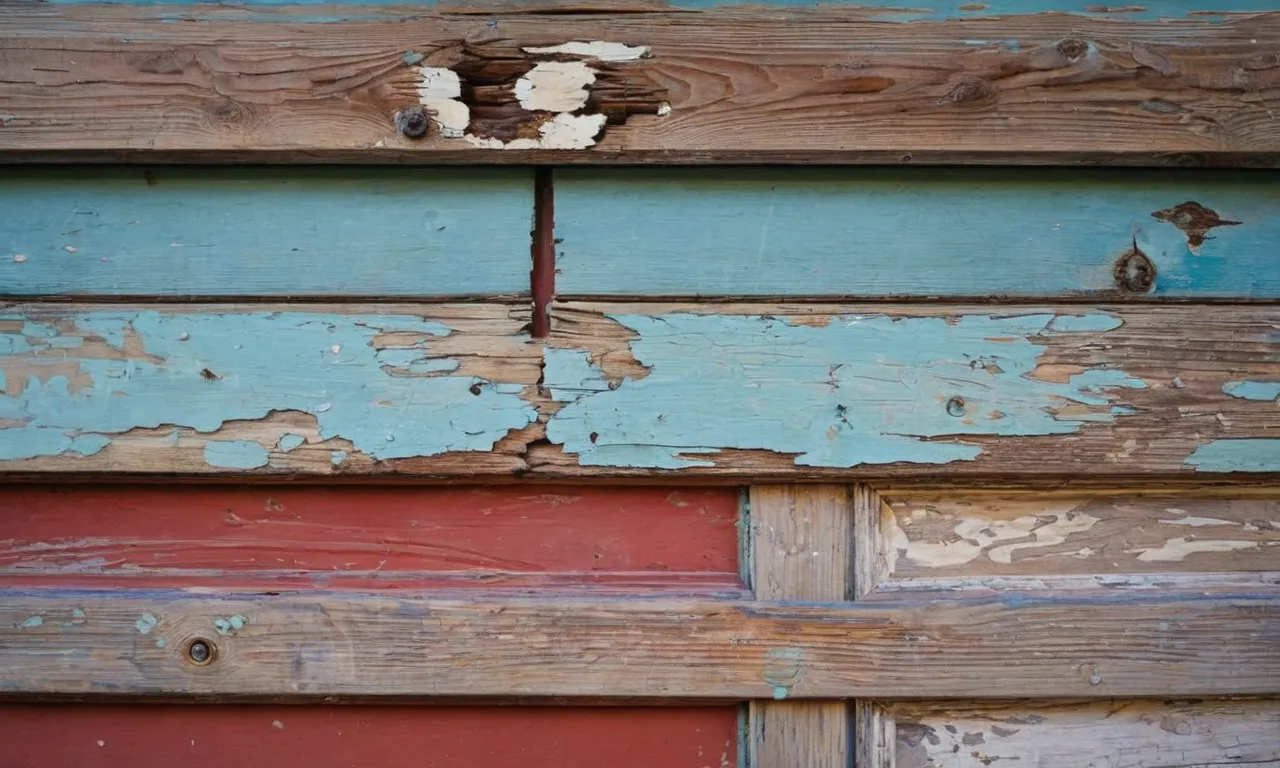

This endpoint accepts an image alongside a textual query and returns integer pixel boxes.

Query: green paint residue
[135,613,158,634]
[1185,439,1280,472]
[155,638,168,649]
[214,615,248,636]
[18,615,43,628]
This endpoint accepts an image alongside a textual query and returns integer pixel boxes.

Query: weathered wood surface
[555,169,1280,299]
[748,486,853,766]
[537,303,1280,479]
[2,586,1276,699]
[0,303,540,475]
[3,3,1278,164]
[0,485,742,591]
[891,698,1280,768]
[0,167,533,298]
[0,704,741,768]
[880,493,1280,586]
[4,302,1278,478]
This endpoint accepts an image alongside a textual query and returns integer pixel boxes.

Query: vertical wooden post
[748,485,855,768]
[852,484,896,768]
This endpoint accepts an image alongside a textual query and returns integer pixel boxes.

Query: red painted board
[0,486,742,592]
[0,704,740,768]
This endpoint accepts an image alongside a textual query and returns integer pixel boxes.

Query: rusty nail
[187,638,214,665]
[395,106,430,139]
[1114,244,1156,293]
[946,396,966,417]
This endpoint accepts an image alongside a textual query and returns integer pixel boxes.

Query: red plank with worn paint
[0,704,740,768]
[0,485,743,766]
[0,485,742,591]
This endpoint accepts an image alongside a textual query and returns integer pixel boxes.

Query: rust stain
[1152,202,1240,252]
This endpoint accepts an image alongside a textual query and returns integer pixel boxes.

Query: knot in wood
[1114,247,1156,294]
[938,77,996,107]
[1056,38,1088,61]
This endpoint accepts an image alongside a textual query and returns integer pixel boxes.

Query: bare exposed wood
[749,486,854,766]
[1,586,1276,699]
[855,701,896,768]
[891,698,1280,768]
[2,4,1278,164]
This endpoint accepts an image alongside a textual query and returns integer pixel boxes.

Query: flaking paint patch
[276,433,306,452]
[214,615,247,636]
[522,41,649,62]
[763,648,804,700]
[18,616,43,628]
[135,613,158,634]
[515,62,594,112]
[0,310,536,462]
[1185,439,1280,472]
[204,440,269,470]
[893,503,1100,569]
[1128,538,1259,562]
[545,312,1143,469]
[1224,381,1280,401]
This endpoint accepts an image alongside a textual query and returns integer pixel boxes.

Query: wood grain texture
[2,585,1276,699]
[855,701,895,768]
[536,302,1280,479]
[0,167,533,298]
[749,486,853,767]
[881,492,1280,586]
[891,698,1280,768]
[0,303,539,475]
[0,704,741,768]
[2,3,1278,164]
[0,485,742,591]
[555,169,1280,299]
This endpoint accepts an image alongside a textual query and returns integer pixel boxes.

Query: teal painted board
[0,167,533,297]
[0,304,539,474]
[544,303,1280,476]
[555,169,1280,299]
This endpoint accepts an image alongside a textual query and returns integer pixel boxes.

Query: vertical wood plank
[749,485,854,768]
[853,485,896,768]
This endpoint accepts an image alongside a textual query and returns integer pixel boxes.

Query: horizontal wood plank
[3,302,1278,479]
[881,492,1280,583]
[2,586,1276,699]
[0,167,533,298]
[0,704,741,768]
[0,485,742,590]
[2,3,1278,164]
[536,302,1280,479]
[891,698,1280,768]
[555,169,1280,299]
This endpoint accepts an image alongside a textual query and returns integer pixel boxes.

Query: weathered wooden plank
[536,302,1280,479]
[748,486,853,766]
[892,698,1280,768]
[0,485,742,591]
[0,704,741,768]
[2,4,1278,164]
[555,169,1280,298]
[2,586,1276,698]
[881,493,1280,586]
[0,303,539,475]
[0,167,533,297]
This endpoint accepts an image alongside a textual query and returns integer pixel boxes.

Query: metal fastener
[395,106,430,139]
[187,639,214,665]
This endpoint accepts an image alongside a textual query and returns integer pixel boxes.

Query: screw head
[946,396,966,417]
[187,639,214,665]
[395,106,430,139]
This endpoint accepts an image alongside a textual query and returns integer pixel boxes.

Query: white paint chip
[13,254,27,263]
[522,41,649,62]
[515,61,595,113]
[416,66,469,138]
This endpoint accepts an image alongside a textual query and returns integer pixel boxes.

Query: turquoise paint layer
[0,310,536,462]
[35,0,1267,19]
[1224,381,1280,401]
[1185,439,1280,472]
[204,440,270,469]
[0,167,532,297]
[556,169,1280,298]
[545,311,1143,469]
[277,433,307,452]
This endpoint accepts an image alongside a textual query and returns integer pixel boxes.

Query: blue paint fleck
[135,613,159,634]
[68,433,110,456]
[546,312,1143,469]
[1224,381,1280,402]
[155,638,168,649]
[276,433,307,452]
[19,616,43,628]
[214,615,247,636]
[0,310,537,462]
[331,450,349,467]
[1185,439,1280,472]
[72,608,86,618]
[204,440,270,469]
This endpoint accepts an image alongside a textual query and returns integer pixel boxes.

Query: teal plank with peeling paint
[1186,440,1280,472]
[0,309,536,463]
[0,167,533,297]
[555,169,1280,299]
[546,311,1148,469]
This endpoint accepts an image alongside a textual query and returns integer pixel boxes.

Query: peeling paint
[515,62,594,112]
[276,433,306,452]
[522,41,649,62]
[1224,381,1280,402]
[1128,538,1260,562]
[134,613,158,634]
[1185,439,1280,472]
[213,615,247,636]
[17,615,43,628]
[894,504,1100,569]
[546,312,1143,469]
[763,648,804,700]
[0,310,536,462]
